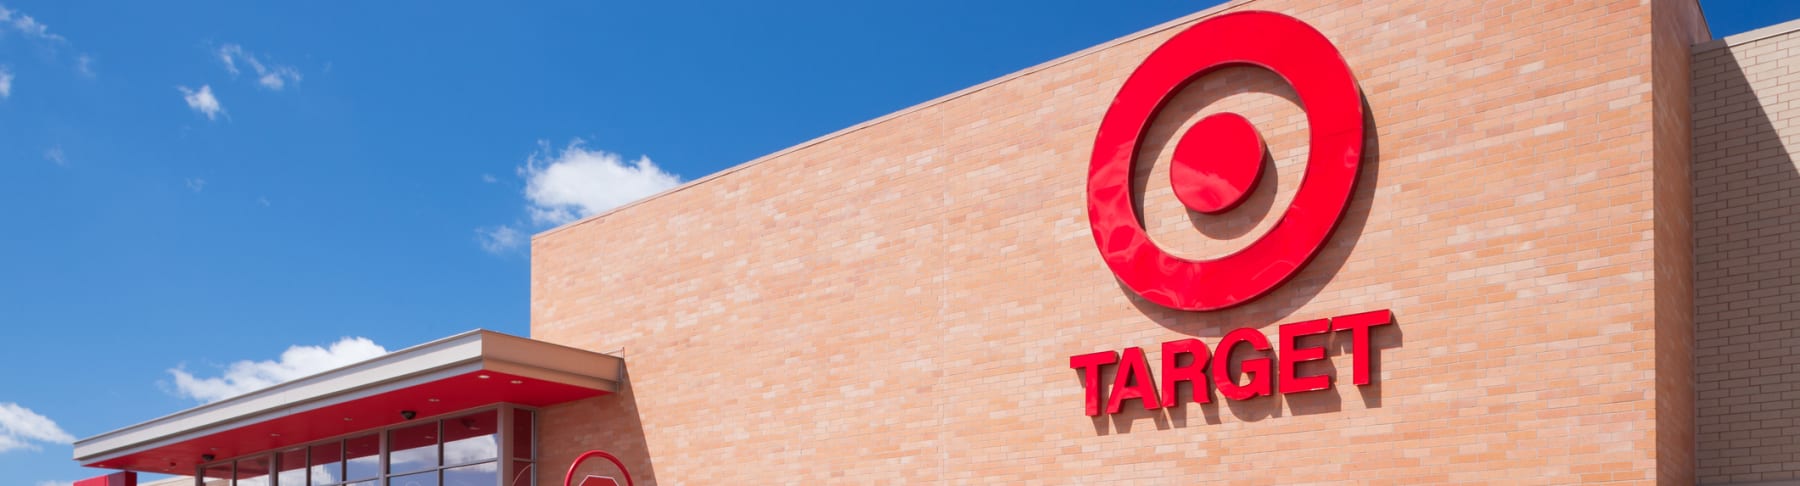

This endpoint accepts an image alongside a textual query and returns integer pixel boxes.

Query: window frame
[193,403,538,486]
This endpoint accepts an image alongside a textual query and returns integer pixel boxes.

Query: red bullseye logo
[1088,11,1364,311]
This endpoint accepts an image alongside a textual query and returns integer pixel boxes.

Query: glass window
[388,422,439,474]
[192,406,535,486]
[443,463,499,486]
[344,434,381,482]
[506,462,533,486]
[277,449,307,486]
[386,470,438,486]
[202,463,233,486]
[442,410,497,467]
[236,456,270,486]
[511,409,534,460]
[309,441,343,486]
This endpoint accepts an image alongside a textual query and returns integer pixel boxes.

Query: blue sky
[0,1,1792,484]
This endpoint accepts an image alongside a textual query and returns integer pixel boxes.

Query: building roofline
[73,330,624,469]
[530,0,1258,241]
[1696,16,1800,52]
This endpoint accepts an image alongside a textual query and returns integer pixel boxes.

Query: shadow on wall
[1085,315,1402,435]
[1119,69,1382,337]
[1692,45,1800,484]
[538,367,660,486]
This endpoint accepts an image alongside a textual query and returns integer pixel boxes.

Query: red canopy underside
[91,370,605,474]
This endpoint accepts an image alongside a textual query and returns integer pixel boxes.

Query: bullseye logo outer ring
[1087,11,1365,311]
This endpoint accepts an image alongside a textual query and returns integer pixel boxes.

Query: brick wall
[534,0,1702,483]
[1655,0,1710,484]
[1694,20,1800,486]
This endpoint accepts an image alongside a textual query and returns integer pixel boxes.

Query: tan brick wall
[1693,21,1800,486]
[533,0,1701,483]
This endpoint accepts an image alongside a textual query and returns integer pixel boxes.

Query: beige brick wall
[533,0,1702,483]
[1694,20,1800,486]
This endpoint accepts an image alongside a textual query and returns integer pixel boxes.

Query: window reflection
[442,410,498,466]
[507,462,534,486]
[511,409,533,460]
[201,463,232,486]
[387,470,438,486]
[277,448,306,486]
[444,462,500,486]
[345,433,381,482]
[389,422,439,474]
[236,456,270,486]
[186,407,533,486]
[310,441,343,486]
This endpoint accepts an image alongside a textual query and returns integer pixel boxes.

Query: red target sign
[563,450,635,486]
[1088,11,1364,311]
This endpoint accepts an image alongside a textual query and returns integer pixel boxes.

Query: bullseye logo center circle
[1087,10,1364,311]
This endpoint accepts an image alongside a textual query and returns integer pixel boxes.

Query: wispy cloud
[0,5,66,43]
[168,337,388,403]
[218,44,301,91]
[476,225,524,254]
[178,85,223,120]
[34,481,73,486]
[0,67,12,99]
[43,146,63,166]
[0,403,74,454]
[0,5,92,77]
[184,178,206,192]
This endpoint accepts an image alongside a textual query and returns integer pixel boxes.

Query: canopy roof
[73,330,624,475]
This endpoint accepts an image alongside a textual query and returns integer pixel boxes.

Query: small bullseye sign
[576,476,622,486]
[564,450,635,486]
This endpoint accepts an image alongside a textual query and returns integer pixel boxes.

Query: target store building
[64,0,1800,484]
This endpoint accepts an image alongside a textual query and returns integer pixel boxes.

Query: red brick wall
[1654,0,1710,484]
[1693,20,1800,485]
[533,0,1703,483]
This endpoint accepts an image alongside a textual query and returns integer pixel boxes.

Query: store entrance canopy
[73,330,624,475]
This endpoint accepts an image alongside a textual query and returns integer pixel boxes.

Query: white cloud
[218,44,300,91]
[44,146,63,165]
[476,225,523,254]
[0,403,75,453]
[0,67,12,99]
[169,337,388,403]
[185,178,206,192]
[35,481,73,486]
[218,46,239,75]
[445,437,498,466]
[474,140,678,255]
[258,66,300,90]
[0,6,89,77]
[0,5,65,43]
[520,139,681,225]
[178,85,223,120]
[391,436,498,473]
